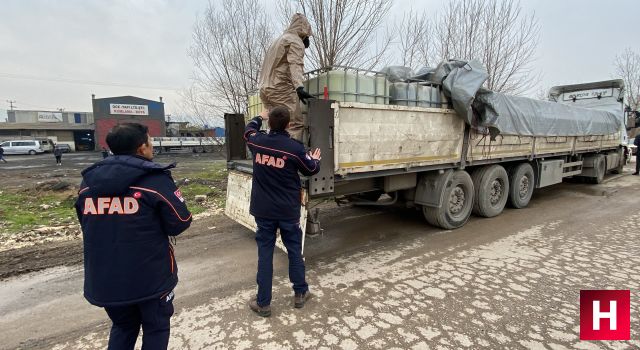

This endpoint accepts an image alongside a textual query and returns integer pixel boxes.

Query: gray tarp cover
[380,66,415,83]
[435,60,621,137]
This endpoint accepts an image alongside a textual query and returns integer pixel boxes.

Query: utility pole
[6,100,16,110]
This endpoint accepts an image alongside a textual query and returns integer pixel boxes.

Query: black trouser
[636,152,639,174]
[55,155,62,164]
[104,291,175,350]
[254,217,308,307]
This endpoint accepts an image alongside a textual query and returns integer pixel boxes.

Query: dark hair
[268,106,290,132]
[106,123,149,155]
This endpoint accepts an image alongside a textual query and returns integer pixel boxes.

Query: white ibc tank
[304,70,389,105]
[390,82,442,108]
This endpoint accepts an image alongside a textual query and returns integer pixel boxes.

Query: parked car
[0,140,45,155]
[55,144,72,153]
[38,138,56,152]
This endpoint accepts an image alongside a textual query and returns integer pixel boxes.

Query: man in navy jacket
[76,123,191,349]
[244,106,321,317]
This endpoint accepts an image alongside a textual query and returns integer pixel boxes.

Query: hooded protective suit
[259,13,312,141]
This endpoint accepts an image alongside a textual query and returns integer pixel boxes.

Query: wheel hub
[489,179,503,205]
[449,186,465,215]
[519,176,529,199]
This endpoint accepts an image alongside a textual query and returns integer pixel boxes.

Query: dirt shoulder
[0,212,237,280]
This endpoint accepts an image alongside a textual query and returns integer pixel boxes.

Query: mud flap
[225,171,308,256]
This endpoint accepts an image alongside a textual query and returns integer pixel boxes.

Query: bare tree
[175,84,223,127]
[277,0,394,71]
[615,48,640,111]
[394,9,433,69]
[432,0,540,94]
[534,86,549,101]
[189,0,274,114]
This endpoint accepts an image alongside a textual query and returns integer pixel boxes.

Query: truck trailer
[151,136,225,154]
[224,61,627,252]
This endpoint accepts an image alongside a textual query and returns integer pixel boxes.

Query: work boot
[633,172,639,175]
[249,298,271,317]
[294,292,311,309]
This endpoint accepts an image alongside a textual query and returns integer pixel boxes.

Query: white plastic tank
[304,70,389,105]
[390,82,441,108]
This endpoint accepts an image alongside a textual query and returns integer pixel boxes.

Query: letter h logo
[580,290,630,340]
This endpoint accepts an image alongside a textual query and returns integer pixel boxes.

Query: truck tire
[471,165,509,217]
[590,154,606,184]
[422,170,474,229]
[508,163,535,209]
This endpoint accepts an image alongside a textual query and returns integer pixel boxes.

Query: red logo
[174,189,185,202]
[133,192,142,199]
[580,290,630,340]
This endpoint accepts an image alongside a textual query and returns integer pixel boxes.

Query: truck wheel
[422,170,474,229]
[508,163,535,209]
[590,155,606,184]
[471,165,509,217]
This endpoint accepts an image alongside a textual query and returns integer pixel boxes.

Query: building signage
[37,112,63,123]
[109,103,149,115]
[563,88,614,101]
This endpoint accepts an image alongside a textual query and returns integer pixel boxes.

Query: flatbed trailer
[151,137,224,153]
[224,80,626,252]
[225,71,628,256]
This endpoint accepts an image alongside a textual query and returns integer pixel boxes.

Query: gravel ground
[1,162,639,349]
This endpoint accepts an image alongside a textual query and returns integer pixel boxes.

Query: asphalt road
[1,167,640,349]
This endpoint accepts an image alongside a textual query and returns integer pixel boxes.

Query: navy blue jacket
[75,155,192,307]
[244,117,321,220]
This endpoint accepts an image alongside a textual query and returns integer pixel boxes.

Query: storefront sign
[109,104,149,115]
[37,112,63,123]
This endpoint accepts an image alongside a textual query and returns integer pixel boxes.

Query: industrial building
[0,95,224,151]
[92,95,166,149]
[0,110,95,150]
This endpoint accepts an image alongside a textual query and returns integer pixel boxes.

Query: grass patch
[0,160,231,234]
[173,161,227,182]
[173,160,228,213]
[0,191,77,234]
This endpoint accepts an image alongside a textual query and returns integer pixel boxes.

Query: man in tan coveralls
[259,13,314,141]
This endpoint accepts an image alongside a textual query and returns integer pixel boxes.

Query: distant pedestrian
[101,147,110,159]
[633,137,640,175]
[0,145,7,163]
[54,146,63,166]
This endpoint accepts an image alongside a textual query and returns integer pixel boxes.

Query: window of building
[74,113,82,124]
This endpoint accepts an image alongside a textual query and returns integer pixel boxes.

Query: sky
[1,0,639,122]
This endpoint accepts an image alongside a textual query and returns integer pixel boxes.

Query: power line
[0,72,181,91]
[1,97,65,112]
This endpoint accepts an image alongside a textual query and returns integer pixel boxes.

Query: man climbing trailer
[258,13,314,142]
